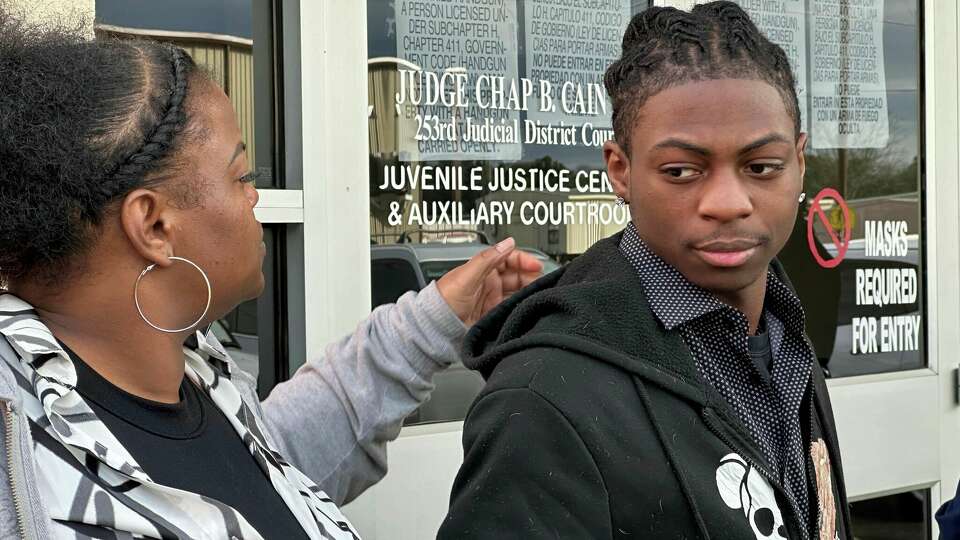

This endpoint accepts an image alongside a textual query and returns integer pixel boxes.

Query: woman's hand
[436,238,545,327]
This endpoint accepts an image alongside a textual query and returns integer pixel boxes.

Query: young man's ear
[796,132,808,180]
[603,140,631,203]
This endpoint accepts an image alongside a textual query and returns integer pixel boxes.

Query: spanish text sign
[810,0,889,149]
[734,0,809,133]
[523,0,630,128]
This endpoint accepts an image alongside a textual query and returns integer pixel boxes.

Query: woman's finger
[519,271,542,288]
[503,250,543,273]
[499,269,523,294]
[478,271,502,321]
[466,238,515,286]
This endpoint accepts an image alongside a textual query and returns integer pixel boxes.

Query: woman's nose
[246,182,260,208]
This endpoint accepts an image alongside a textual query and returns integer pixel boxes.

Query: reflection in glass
[368,0,925,425]
[94,0,278,187]
[218,299,260,378]
[784,0,924,378]
[850,490,928,539]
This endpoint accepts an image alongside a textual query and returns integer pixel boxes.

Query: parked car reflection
[370,230,562,424]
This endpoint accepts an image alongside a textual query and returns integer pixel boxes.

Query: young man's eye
[662,166,700,180]
[746,163,785,176]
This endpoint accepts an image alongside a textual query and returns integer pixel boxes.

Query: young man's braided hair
[0,6,202,285]
[603,1,801,153]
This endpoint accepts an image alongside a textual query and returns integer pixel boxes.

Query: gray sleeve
[260,281,467,505]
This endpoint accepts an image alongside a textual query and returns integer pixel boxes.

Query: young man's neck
[713,277,768,335]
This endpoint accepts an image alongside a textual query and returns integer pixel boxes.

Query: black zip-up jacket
[439,233,852,540]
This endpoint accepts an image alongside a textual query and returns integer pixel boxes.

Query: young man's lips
[694,245,757,268]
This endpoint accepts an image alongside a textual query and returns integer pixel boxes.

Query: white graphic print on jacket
[716,453,787,540]
[0,293,359,540]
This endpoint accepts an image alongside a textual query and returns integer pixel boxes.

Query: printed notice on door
[394,0,521,161]
[811,0,889,149]
[735,0,808,133]
[524,0,630,128]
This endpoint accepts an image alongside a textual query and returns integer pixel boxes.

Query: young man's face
[605,78,807,300]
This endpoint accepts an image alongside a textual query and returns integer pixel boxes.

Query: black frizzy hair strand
[0,6,201,285]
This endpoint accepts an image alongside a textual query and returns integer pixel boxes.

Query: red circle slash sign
[807,188,851,269]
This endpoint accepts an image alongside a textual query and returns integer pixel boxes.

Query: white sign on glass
[394,0,522,161]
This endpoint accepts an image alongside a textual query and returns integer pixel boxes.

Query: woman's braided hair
[603,1,800,153]
[0,7,202,285]
[92,46,195,213]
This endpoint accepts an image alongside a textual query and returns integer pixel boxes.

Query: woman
[0,9,541,540]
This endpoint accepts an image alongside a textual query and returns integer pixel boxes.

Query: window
[368,0,647,425]
[367,0,925,425]
[850,489,929,539]
[95,0,286,188]
[761,0,926,378]
[370,257,423,309]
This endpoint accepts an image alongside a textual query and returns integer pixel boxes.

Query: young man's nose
[697,169,754,223]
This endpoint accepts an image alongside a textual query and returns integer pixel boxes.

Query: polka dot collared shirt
[619,223,814,531]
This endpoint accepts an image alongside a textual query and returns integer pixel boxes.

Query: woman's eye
[746,163,785,176]
[239,171,261,184]
[662,166,700,180]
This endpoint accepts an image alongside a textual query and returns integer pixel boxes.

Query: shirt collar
[619,222,807,335]
[619,222,726,330]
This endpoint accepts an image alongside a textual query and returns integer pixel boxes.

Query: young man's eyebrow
[652,138,712,157]
[651,134,793,158]
[737,133,792,156]
[229,142,246,166]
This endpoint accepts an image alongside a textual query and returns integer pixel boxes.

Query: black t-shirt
[747,330,774,383]
[68,350,309,540]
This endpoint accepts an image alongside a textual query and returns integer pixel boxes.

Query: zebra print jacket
[0,282,465,539]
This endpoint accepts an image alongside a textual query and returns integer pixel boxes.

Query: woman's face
[170,80,264,319]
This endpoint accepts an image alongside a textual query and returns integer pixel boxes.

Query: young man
[439,3,851,539]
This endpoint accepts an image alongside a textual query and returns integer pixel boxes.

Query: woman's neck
[17,283,188,404]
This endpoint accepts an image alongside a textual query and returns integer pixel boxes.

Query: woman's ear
[604,140,631,202]
[119,189,176,267]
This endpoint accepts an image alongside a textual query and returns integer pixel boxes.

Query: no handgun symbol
[806,188,851,269]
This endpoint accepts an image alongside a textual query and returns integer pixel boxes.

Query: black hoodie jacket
[439,233,852,540]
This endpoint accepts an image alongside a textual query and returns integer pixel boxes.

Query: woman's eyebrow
[229,141,246,166]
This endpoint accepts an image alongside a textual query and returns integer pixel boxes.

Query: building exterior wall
[7,0,95,37]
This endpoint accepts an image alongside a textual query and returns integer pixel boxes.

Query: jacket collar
[0,292,233,481]
[465,229,807,414]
